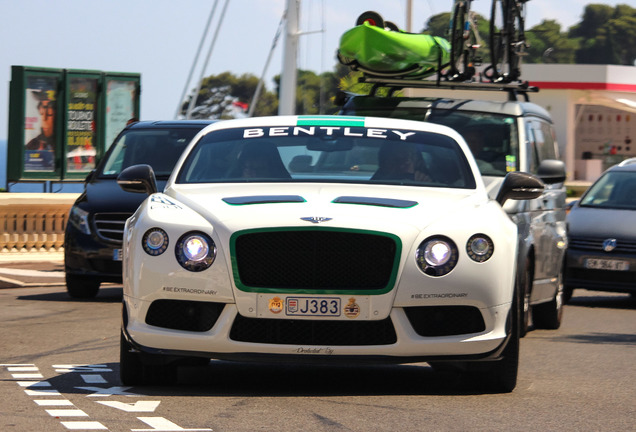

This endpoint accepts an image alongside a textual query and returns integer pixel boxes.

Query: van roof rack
[359,76,539,102]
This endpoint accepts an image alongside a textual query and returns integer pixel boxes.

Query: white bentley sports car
[117,115,544,392]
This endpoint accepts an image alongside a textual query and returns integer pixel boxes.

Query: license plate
[585,258,629,271]
[113,249,122,261]
[285,297,341,317]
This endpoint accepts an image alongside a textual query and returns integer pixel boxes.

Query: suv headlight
[416,236,458,276]
[175,232,216,272]
[69,206,91,235]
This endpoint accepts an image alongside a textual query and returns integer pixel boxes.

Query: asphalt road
[1,269,635,432]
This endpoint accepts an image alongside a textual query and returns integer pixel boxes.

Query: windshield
[341,104,519,177]
[580,171,636,209]
[177,126,476,189]
[100,128,201,178]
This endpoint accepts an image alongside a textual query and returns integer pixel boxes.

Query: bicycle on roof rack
[486,0,530,83]
[444,0,483,82]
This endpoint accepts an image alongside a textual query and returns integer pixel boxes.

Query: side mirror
[84,169,96,183]
[496,171,545,206]
[537,159,566,184]
[117,164,157,195]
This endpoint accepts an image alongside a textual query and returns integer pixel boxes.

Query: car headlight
[69,206,91,235]
[175,232,216,271]
[416,236,458,276]
[466,234,494,263]
[142,228,169,256]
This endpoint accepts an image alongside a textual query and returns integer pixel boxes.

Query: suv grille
[568,236,636,253]
[93,213,132,244]
[233,229,398,291]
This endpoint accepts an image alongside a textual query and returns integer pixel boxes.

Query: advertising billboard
[7,66,140,182]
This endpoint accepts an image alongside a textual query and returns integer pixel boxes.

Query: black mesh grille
[230,315,397,345]
[146,300,225,332]
[93,212,132,244]
[234,230,397,291]
[404,306,486,337]
[569,236,636,253]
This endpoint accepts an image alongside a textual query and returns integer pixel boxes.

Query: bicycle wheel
[448,1,467,79]
[488,0,509,82]
[507,1,527,82]
[356,11,384,28]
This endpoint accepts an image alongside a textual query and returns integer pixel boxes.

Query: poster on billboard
[66,77,98,173]
[24,76,58,172]
[105,79,138,149]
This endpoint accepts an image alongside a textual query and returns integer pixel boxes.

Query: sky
[1,0,635,142]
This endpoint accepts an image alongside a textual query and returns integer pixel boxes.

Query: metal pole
[248,13,286,117]
[406,0,412,32]
[278,0,299,115]
[186,0,231,119]
[175,0,219,119]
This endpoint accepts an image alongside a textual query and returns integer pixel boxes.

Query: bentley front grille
[233,229,398,291]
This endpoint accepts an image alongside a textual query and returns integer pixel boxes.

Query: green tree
[180,71,278,119]
[525,20,579,63]
[569,4,636,65]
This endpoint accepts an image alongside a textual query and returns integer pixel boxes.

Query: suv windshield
[101,128,201,178]
[341,104,520,177]
[177,126,476,189]
[580,171,636,210]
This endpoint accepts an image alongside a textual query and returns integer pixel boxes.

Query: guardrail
[0,193,79,255]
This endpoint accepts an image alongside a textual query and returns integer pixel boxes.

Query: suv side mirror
[117,164,158,195]
[496,172,545,206]
[537,159,566,184]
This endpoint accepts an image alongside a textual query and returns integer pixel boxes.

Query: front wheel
[533,272,564,330]
[66,274,100,299]
[119,332,177,386]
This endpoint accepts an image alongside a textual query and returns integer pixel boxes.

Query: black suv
[64,120,214,298]
[340,91,567,334]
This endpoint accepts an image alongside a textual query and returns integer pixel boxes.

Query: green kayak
[338,22,451,78]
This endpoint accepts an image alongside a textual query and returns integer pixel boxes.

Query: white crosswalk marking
[60,421,108,430]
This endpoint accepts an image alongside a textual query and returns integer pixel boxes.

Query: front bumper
[565,248,636,294]
[122,299,511,363]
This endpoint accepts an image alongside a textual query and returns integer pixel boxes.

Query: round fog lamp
[142,228,168,256]
[467,234,494,263]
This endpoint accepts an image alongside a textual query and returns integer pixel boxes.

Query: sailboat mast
[279,0,299,115]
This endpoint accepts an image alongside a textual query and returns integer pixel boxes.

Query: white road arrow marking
[97,400,161,412]
[132,416,212,431]
[75,386,140,397]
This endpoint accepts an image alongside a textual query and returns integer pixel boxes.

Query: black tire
[478,282,521,393]
[66,273,100,299]
[519,260,532,337]
[356,11,384,28]
[448,2,466,78]
[384,21,399,32]
[119,332,178,386]
[120,332,145,386]
[508,2,527,82]
[533,271,564,330]
[489,0,508,82]
[563,285,574,304]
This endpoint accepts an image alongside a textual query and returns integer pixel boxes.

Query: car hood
[81,177,168,213]
[165,183,494,237]
[568,206,636,240]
